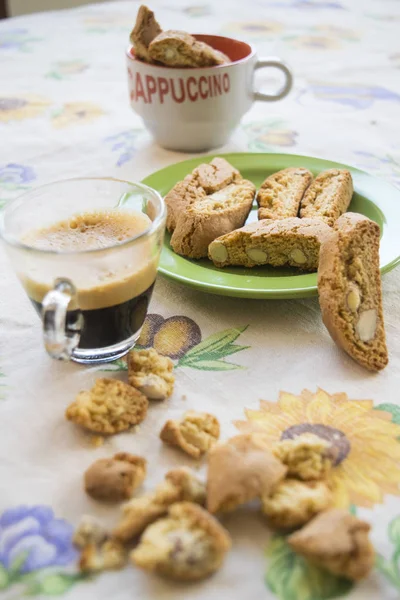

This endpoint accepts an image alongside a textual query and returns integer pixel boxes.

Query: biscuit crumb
[73,515,108,549]
[128,348,175,400]
[273,433,334,481]
[65,378,148,434]
[90,436,104,448]
[288,509,375,581]
[207,433,287,513]
[131,502,231,581]
[79,539,127,573]
[262,479,332,529]
[84,453,147,502]
[160,411,220,458]
[113,467,206,543]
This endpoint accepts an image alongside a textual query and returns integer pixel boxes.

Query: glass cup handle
[42,278,83,361]
[253,57,293,102]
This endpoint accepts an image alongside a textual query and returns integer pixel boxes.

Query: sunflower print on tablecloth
[52,102,105,128]
[0,96,50,122]
[236,388,400,508]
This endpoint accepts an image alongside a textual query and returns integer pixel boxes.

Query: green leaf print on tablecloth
[376,515,400,590]
[103,315,250,372]
[266,535,353,600]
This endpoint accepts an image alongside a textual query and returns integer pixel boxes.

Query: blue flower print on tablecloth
[297,82,400,111]
[353,151,400,188]
[105,129,144,167]
[0,28,41,52]
[0,163,36,208]
[0,505,83,596]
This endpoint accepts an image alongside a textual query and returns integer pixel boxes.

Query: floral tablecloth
[1,0,400,598]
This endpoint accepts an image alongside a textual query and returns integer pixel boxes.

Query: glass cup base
[70,332,140,365]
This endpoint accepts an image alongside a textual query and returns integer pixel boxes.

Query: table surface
[1,1,400,599]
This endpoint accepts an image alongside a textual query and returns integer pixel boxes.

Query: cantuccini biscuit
[257,167,313,220]
[171,180,256,259]
[300,169,353,226]
[131,502,231,581]
[165,157,241,233]
[129,5,162,63]
[128,348,175,400]
[148,30,230,68]
[207,433,287,514]
[288,509,375,581]
[318,212,388,371]
[160,411,220,458]
[208,217,332,270]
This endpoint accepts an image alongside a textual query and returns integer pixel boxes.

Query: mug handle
[42,278,83,361]
[253,58,293,102]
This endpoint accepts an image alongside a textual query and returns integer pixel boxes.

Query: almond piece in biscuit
[300,168,353,226]
[318,212,388,371]
[208,217,332,270]
[171,180,256,259]
[84,453,147,502]
[113,467,206,542]
[131,502,231,581]
[207,433,287,514]
[288,509,375,581]
[160,411,220,458]
[262,479,332,530]
[257,167,313,220]
[149,30,230,68]
[129,5,162,63]
[65,378,148,434]
[165,158,241,233]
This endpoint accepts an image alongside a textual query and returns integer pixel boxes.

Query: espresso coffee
[22,210,157,349]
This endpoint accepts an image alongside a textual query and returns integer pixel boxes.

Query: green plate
[142,153,400,299]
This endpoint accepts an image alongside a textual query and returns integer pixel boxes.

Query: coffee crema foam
[21,210,158,310]
[23,209,151,252]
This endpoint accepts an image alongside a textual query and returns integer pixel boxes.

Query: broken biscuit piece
[131,502,231,581]
[65,378,148,434]
[149,30,230,68]
[207,433,287,513]
[257,167,313,220]
[130,5,162,63]
[300,169,353,227]
[165,157,241,233]
[160,411,220,459]
[318,212,388,372]
[273,433,334,481]
[113,467,206,542]
[288,509,375,581]
[84,453,147,502]
[128,348,175,401]
[73,515,108,549]
[262,479,332,530]
[79,539,127,573]
[171,179,256,259]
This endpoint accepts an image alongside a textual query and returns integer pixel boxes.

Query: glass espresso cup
[0,178,166,364]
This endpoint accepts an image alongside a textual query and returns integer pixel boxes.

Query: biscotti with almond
[318,212,388,371]
[148,30,230,68]
[165,158,241,233]
[300,169,353,226]
[257,167,313,220]
[208,217,332,271]
[170,180,256,259]
[130,5,162,64]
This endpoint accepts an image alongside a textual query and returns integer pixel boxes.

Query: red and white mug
[126,34,293,152]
